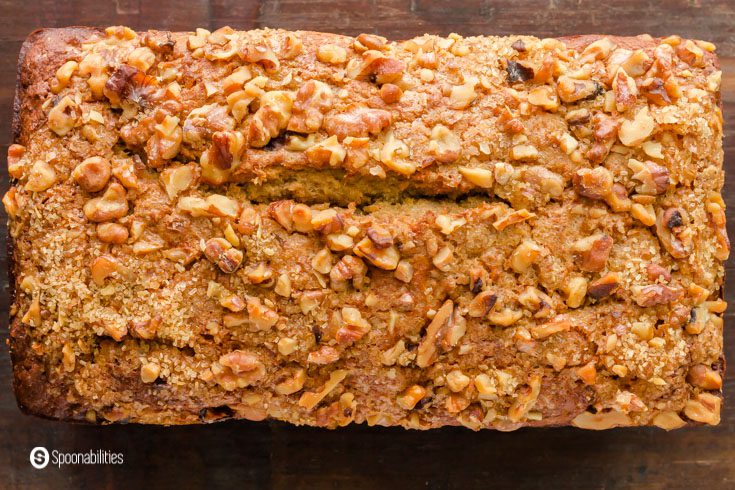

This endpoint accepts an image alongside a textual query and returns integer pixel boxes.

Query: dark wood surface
[1,1,734,488]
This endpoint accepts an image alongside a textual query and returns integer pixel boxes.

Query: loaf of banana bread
[5,26,726,429]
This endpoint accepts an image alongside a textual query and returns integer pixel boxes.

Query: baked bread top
[5,27,727,428]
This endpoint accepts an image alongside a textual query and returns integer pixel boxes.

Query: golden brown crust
[5,27,726,429]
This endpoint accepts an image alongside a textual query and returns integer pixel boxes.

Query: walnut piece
[72,157,111,193]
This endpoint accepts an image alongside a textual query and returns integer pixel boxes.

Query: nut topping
[687,365,722,390]
[683,393,721,425]
[587,273,620,300]
[203,237,243,273]
[354,237,400,270]
[631,284,682,307]
[655,207,692,259]
[619,107,655,146]
[324,107,391,140]
[572,234,613,272]
[429,125,462,163]
[83,183,129,222]
[505,60,534,83]
[25,161,57,192]
[467,290,498,318]
[72,157,111,193]
[628,159,669,195]
[288,80,333,133]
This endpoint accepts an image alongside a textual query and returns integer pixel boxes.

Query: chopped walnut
[655,207,692,259]
[631,284,682,307]
[572,234,613,272]
[397,385,428,410]
[380,131,415,175]
[683,393,721,425]
[305,136,347,166]
[97,223,129,244]
[611,68,638,112]
[90,255,124,286]
[317,44,347,64]
[507,374,541,422]
[652,411,687,431]
[72,157,111,193]
[213,350,266,390]
[416,300,456,367]
[246,296,279,330]
[298,369,348,410]
[628,159,669,195]
[429,125,462,163]
[587,273,620,300]
[307,345,340,365]
[394,260,414,283]
[576,362,597,385]
[249,91,293,148]
[178,194,240,219]
[458,166,493,188]
[25,161,57,193]
[346,50,405,84]
[493,209,535,231]
[687,365,722,390]
[510,239,542,274]
[335,306,372,344]
[573,167,612,201]
[311,208,343,235]
[203,237,243,273]
[47,96,80,136]
[275,367,306,395]
[619,107,655,146]
[527,85,559,110]
[140,362,161,384]
[330,255,368,290]
[432,246,454,271]
[241,43,280,71]
[572,410,631,430]
[324,107,391,140]
[354,236,400,270]
[468,290,498,318]
[288,80,333,133]
[556,76,600,103]
[83,183,129,222]
[564,276,588,308]
[530,317,571,340]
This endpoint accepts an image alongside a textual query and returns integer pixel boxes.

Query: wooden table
[0,1,733,488]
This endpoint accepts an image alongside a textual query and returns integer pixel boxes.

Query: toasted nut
[380,131,415,175]
[275,367,306,395]
[468,290,498,318]
[291,204,313,232]
[246,297,279,330]
[576,362,597,385]
[379,83,402,104]
[61,343,76,372]
[458,166,493,188]
[51,60,79,93]
[652,411,687,430]
[160,165,196,200]
[347,50,405,84]
[493,209,535,231]
[335,306,372,344]
[140,362,161,383]
[528,85,559,110]
[243,262,273,285]
[22,296,41,326]
[204,237,243,273]
[178,194,240,219]
[506,59,534,82]
[309,209,342,235]
[446,370,471,393]
[307,345,340,365]
[518,287,554,318]
[510,239,542,274]
[397,385,427,410]
[48,96,80,136]
[429,125,461,163]
[72,157,111,193]
[628,159,669,195]
[507,374,542,422]
[629,321,654,341]
[564,276,588,308]
[354,237,400,270]
[298,369,348,410]
[487,308,523,327]
[449,78,477,109]
[510,144,539,161]
[631,284,682,307]
[280,33,303,59]
[435,214,467,235]
[7,144,26,179]
[299,291,323,315]
[530,317,571,340]
[573,234,613,272]
[326,233,354,252]
[311,248,334,274]
[573,167,612,200]
[572,410,632,430]
[655,207,692,259]
[288,80,333,133]
[329,255,367,290]
[241,43,280,71]
[83,183,128,222]
[248,91,293,148]
[25,161,57,192]
[556,76,600,103]
[214,350,266,390]
[325,107,392,140]
[96,223,129,244]
[687,365,722,390]
[619,107,655,146]
[90,255,123,286]
[432,246,454,272]
[207,281,246,312]
[587,273,620,300]
[394,260,414,283]
[416,300,455,368]
[683,393,721,425]
[612,68,638,112]
[631,203,656,226]
[317,44,347,64]
[305,135,346,166]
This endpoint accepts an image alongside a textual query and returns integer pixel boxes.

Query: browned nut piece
[335,306,372,344]
[73,157,111,193]
[573,167,612,200]
[556,76,601,103]
[90,255,123,286]
[379,83,402,104]
[329,255,368,290]
[275,367,306,395]
[687,365,723,390]
[83,183,129,222]
[468,290,498,318]
[25,161,57,192]
[97,223,129,244]
[683,393,721,425]
[204,237,243,273]
[241,44,280,71]
[324,107,392,141]
[397,385,427,410]
[527,85,559,110]
[140,362,161,383]
[246,297,279,330]
[130,315,161,340]
[564,276,588,308]
[292,204,313,233]
[458,166,493,188]
[288,80,333,133]
[394,260,414,283]
[354,236,400,270]
[510,239,542,274]
[311,208,343,235]
[307,345,340,365]
[317,44,347,64]
[429,125,462,163]
[214,350,266,390]
[48,96,80,136]
[416,300,455,367]
[611,67,638,112]
[518,287,554,318]
[507,374,542,422]
[619,107,655,146]
[576,361,597,385]
[573,234,613,272]
[530,317,571,340]
[160,165,196,200]
[7,144,26,179]
[347,50,405,84]
[628,159,670,195]
[355,33,388,51]
[572,410,632,430]
[631,284,682,307]
[432,246,454,272]
[268,200,296,232]
[587,273,620,300]
[655,207,692,259]
[652,411,686,430]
